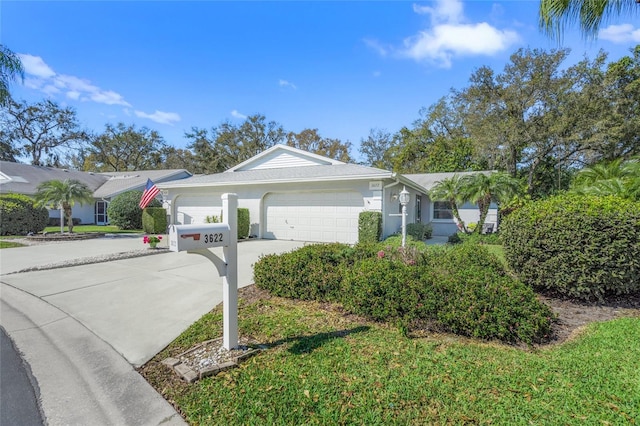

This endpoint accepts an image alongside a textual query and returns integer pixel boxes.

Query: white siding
[234,151,331,171]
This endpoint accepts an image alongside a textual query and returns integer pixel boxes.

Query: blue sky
[3,1,639,162]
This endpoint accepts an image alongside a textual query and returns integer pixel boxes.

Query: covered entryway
[263,191,363,243]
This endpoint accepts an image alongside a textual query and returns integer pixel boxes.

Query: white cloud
[376,0,520,68]
[18,54,56,78]
[231,109,247,119]
[134,110,181,125]
[278,79,297,90]
[363,38,389,57]
[17,53,131,107]
[599,24,640,43]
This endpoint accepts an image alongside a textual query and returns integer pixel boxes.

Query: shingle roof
[93,169,191,198]
[0,161,108,195]
[160,163,392,188]
[404,171,494,191]
[0,161,190,198]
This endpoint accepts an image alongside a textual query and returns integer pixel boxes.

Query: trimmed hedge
[501,194,640,301]
[0,193,49,235]
[254,242,554,344]
[108,191,161,230]
[358,211,382,243]
[238,208,250,239]
[142,207,167,234]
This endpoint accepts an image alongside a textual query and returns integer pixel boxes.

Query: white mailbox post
[169,193,238,350]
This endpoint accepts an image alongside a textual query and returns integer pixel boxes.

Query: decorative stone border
[162,337,263,383]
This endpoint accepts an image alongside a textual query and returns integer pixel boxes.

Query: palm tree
[572,157,640,200]
[429,174,469,233]
[461,172,521,234]
[539,0,640,40]
[34,179,94,233]
[0,44,24,106]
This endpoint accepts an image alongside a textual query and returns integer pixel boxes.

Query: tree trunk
[476,195,491,234]
[63,203,73,233]
[451,202,468,233]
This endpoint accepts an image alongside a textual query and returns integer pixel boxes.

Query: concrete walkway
[0,236,304,425]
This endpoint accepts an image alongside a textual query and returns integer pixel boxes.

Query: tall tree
[539,0,640,40]
[461,172,521,234]
[82,123,169,171]
[286,128,352,162]
[34,179,94,233]
[0,44,24,106]
[1,99,88,166]
[185,114,285,173]
[359,128,396,170]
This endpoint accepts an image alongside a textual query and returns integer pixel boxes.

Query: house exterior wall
[164,179,420,243]
[429,201,499,236]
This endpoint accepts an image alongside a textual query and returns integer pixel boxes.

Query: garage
[175,194,222,225]
[263,191,363,243]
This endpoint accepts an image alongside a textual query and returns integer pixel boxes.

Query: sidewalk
[0,236,305,425]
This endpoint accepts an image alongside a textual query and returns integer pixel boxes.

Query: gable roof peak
[225,144,345,172]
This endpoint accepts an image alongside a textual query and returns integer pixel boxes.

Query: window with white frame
[433,201,453,220]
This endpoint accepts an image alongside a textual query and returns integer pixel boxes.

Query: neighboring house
[0,161,191,225]
[159,144,498,244]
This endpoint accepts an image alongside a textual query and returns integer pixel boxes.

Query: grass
[43,225,142,234]
[142,293,640,425]
[0,240,25,249]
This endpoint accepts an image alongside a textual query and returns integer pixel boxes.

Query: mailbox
[169,224,231,252]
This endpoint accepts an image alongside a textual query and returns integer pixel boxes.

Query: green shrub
[254,243,372,302]
[459,231,502,245]
[342,258,423,323]
[238,208,250,239]
[423,245,554,343]
[447,233,462,244]
[501,194,640,301]
[204,214,220,223]
[358,211,382,243]
[380,234,427,252]
[108,191,161,230]
[0,193,49,235]
[254,241,553,344]
[406,222,433,240]
[142,207,167,234]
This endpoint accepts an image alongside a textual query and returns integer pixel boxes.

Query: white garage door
[264,191,363,243]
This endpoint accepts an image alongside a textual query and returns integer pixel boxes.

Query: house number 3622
[204,233,224,243]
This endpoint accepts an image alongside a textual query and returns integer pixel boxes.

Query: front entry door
[95,201,108,225]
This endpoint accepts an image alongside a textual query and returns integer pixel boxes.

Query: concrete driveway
[1,237,304,366]
[1,236,305,425]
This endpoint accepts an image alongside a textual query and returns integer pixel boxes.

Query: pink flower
[157,235,162,240]
[377,250,385,259]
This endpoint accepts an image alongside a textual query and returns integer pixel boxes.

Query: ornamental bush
[142,207,167,234]
[254,241,554,344]
[358,211,382,243]
[238,208,250,239]
[406,222,433,240]
[501,194,640,301]
[108,191,160,230]
[254,243,377,302]
[342,244,553,343]
[0,193,49,235]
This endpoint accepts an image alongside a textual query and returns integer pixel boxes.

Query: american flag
[139,178,160,209]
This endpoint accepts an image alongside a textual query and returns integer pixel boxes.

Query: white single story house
[159,145,498,244]
[0,161,191,225]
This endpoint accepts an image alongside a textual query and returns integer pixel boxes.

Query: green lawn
[142,293,640,425]
[43,225,142,234]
